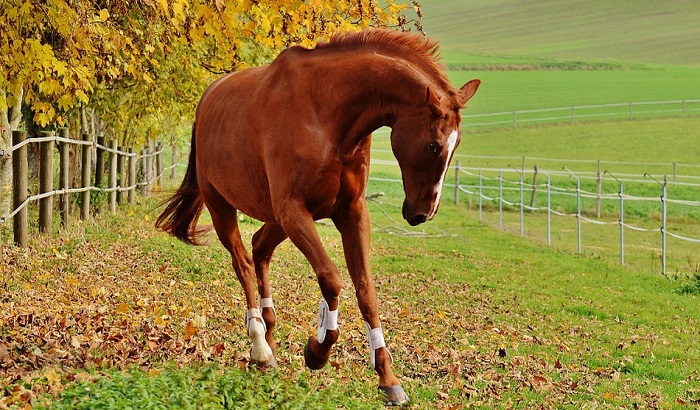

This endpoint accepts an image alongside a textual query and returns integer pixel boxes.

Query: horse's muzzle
[402,200,428,226]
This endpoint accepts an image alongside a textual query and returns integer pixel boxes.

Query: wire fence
[367,158,700,276]
[1,128,176,247]
[5,123,699,275]
[460,99,700,128]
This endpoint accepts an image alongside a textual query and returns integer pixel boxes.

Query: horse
[156,29,479,405]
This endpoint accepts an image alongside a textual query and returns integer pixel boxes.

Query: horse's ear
[456,79,481,107]
[426,86,443,117]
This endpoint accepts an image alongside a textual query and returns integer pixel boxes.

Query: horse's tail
[155,125,211,245]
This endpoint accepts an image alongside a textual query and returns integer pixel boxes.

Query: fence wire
[368,161,700,276]
[461,99,700,128]
[1,132,173,226]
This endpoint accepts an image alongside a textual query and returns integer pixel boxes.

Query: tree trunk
[0,87,24,217]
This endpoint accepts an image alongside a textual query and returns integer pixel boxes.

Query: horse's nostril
[409,214,427,226]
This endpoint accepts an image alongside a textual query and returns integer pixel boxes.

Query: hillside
[415,0,700,67]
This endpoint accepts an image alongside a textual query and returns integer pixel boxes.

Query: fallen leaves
[1,212,697,409]
[183,320,198,341]
[0,220,257,408]
[115,302,130,314]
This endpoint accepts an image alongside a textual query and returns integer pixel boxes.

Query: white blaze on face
[429,129,459,218]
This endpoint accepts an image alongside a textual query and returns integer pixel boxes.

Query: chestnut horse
[156,29,479,405]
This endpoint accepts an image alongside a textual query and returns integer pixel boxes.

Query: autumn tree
[0,0,419,214]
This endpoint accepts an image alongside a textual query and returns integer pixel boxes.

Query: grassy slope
[416,0,700,66]
[449,69,700,115]
[410,1,700,117]
[4,197,698,409]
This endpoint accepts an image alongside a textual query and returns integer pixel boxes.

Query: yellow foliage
[99,9,109,22]
[1,0,417,144]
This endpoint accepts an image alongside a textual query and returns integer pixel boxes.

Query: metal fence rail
[367,160,700,276]
[461,99,700,128]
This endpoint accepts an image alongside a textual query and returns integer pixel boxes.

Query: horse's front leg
[277,207,342,370]
[333,199,409,406]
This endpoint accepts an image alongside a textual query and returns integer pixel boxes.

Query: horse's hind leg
[201,186,274,365]
[252,222,288,356]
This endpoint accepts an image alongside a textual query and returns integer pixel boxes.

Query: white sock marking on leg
[246,307,273,362]
[365,322,392,369]
[316,298,338,343]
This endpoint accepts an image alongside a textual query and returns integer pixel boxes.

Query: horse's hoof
[380,385,410,406]
[251,354,278,368]
[303,337,329,370]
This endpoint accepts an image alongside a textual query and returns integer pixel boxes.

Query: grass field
[2,194,699,408]
[368,114,700,278]
[409,1,700,118]
[448,68,700,116]
[415,0,700,67]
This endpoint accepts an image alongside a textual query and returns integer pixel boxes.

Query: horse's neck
[328,52,431,149]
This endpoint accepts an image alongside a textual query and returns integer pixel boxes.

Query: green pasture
[8,193,697,409]
[412,1,700,119]
[366,174,700,275]
[373,117,700,172]
[417,0,700,67]
[449,68,700,115]
[367,113,700,278]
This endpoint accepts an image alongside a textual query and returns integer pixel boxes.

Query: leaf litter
[1,211,697,409]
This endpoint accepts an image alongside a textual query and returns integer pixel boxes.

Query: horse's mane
[317,29,455,95]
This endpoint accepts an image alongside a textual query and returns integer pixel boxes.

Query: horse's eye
[428,143,439,154]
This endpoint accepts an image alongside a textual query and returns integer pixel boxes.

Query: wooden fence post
[59,127,70,229]
[128,147,136,205]
[81,132,92,220]
[529,165,539,212]
[142,144,152,197]
[38,131,54,234]
[171,144,177,179]
[595,160,602,218]
[156,142,163,190]
[140,146,148,196]
[108,139,118,213]
[95,135,105,214]
[117,145,125,205]
[12,130,28,247]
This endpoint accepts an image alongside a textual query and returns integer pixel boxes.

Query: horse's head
[391,79,480,226]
